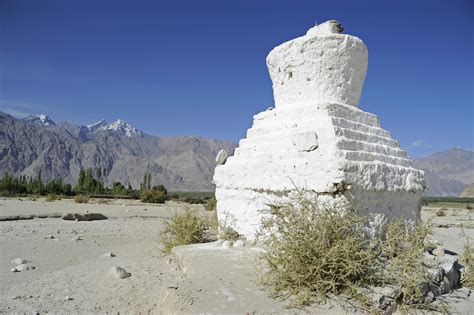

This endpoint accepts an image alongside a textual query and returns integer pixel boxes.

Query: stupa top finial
[306,20,344,37]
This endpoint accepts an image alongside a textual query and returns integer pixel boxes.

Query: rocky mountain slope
[459,183,474,198]
[1,111,471,195]
[0,112,236,191]
[413,147,474,196]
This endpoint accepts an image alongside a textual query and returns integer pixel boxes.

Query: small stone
[425,291,435,304]
[64,296,73,301]
[12,295,21,300]
[221,241,232,249]
[215,149,228,165]
[11,258,29,265]
[433,246,445,257]
[233,240,245,247]
[11,263,36,272]
[103,252,116,258]
[109,266,131,279]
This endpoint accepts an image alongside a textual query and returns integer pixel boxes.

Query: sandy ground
[0,197,473,314]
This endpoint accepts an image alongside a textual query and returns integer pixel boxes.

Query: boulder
[62,213,108,221]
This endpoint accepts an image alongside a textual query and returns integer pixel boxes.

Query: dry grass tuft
[204,195,217,211]
[160,208,206,254]
[460,229,474,289]
[436,208,447,217]
[74,194,89,204]
[46,193,59,202]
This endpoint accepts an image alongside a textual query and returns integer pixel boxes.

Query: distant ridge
[459,183,474,198]
[0,111,236,191]
[414,147,474,197]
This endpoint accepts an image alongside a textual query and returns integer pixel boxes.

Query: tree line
[0,169,168,203]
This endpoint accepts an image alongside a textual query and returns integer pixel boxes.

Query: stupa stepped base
[214,102,424,240]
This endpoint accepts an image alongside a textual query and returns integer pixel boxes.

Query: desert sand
[0,197,473,314]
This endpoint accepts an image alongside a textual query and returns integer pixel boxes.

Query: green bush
[140,189,166,203]
[74,194,89,204]
[160,209,206,254]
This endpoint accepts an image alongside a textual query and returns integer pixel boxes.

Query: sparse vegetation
[436,208,447,216]
[204,195,217,211]
[258,191,435,310]
[466,204,473,210]
[379,219,432,306]
[461,229,474,289]
[217,212,240,242]
[160,208,206,254]
[74,194,89,204]
[140,185,167,204]
[45,193,59,202]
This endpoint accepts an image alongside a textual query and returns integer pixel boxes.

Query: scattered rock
[64,296,73,301]
[62,213,108,221]
[103,252,116,258]
[221,241,232,249]
[233,240,246,247]
[109,266,131,279]
[11,263,36,272]
[11,258,30,265]
[71,236,83,242]
[433,246,445,257]
[215,149,228,165]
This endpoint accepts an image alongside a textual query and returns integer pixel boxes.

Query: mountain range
[0,112,236,191]
[413,147,474,197]
[0,111,472,195]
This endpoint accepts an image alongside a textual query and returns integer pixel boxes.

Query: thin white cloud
[0,99,48,118]
[409,140,432,148]
[0,107,31,118]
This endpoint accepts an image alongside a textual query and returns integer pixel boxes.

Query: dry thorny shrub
[258,191,435,310]
[160,208,206,254]
[460,228,474,289]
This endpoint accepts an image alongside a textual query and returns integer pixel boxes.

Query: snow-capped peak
[86,119,108,132]
[86,119,142,137]
[22,114,56,126]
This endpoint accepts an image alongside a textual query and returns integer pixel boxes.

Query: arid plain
[0,197,473,314]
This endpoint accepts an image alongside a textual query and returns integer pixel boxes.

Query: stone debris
[109,266,131,279]
[213,20,425,240]
[215,149,228,165]
[233,240,246,247]
[11,263,36,272]
[221,241,232,249]
[10,258,30,265]
[433,245,445,257]
[62,213,108,221]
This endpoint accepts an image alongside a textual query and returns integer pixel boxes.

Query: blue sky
[1,0,472,157]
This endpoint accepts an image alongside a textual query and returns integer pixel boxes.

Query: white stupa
[213,21,425,240]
